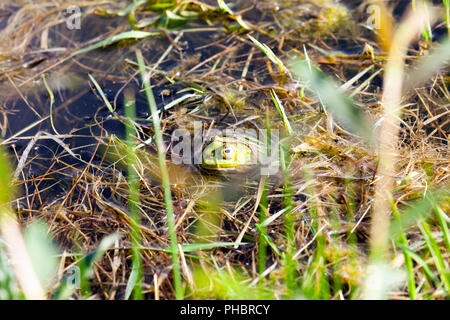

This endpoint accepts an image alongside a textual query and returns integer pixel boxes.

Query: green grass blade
[88,74,115,114]
[123,88,143,300]
[434,205,450,252]
[418,219,450,294]
[280,143,298,297]
[135,49,182,300]
[72,31,159,56]
[41,74,59,135]
[270,89,293,135]
[398,244,443,291]
[217,0,250,30]
[444,0,450,34]
[390,197,416,299]
[125,263,140,300]
[248,35,287,74]
[389,190,449,241]
[257,177,268,283]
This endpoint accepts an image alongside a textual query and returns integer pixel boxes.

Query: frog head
[201,135,257,172]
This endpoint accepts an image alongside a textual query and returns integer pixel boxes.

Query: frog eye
[222,146,235,159]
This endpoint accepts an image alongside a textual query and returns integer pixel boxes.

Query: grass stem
[135,49,182,300]
[124,88,143,300]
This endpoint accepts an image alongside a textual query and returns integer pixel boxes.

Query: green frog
[101,132,260,190]
[201,135,258,172]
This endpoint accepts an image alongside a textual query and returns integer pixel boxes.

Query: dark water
[0,0,446,207]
